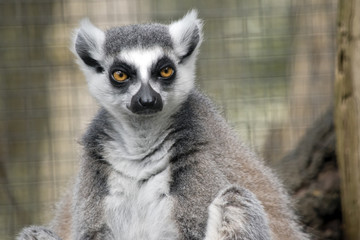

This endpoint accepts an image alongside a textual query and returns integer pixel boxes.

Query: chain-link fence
[0,0,337,239]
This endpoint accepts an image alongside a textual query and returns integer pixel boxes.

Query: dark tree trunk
[335,0,360,239]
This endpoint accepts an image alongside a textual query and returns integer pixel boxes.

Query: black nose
[129,84,163,114]
[139,95,156,107]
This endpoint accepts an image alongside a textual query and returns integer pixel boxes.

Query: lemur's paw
[205,186,271,240]
[17,226,62,240]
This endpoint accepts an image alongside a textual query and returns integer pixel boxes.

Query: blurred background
[0,0,339,239]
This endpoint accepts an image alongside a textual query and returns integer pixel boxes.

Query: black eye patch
[110,61,137,76]
[109,61,137,88]
[151,56,176,83]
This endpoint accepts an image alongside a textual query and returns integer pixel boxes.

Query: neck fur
[107,110,174,161]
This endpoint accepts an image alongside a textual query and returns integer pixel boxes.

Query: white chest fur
[103,129,179,240]
[104,168,178,240]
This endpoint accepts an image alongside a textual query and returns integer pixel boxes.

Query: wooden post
[335,0,360,239]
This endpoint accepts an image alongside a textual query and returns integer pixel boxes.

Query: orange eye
[112,71,128,82]
[160,67,174,78]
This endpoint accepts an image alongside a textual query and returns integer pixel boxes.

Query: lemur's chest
[103,137,179,239]
[104,168,178,240]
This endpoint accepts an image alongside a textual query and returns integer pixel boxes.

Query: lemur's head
[73,10,203,118]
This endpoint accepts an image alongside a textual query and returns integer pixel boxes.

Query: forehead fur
[104,23,173,56]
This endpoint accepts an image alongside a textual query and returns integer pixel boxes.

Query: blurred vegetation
[0,1,55,237]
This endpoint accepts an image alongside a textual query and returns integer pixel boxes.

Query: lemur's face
[73,11,202,119]
[107,48,176,115]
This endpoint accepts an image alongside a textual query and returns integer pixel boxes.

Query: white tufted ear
[169,10,203,63]
[72,19,105,73]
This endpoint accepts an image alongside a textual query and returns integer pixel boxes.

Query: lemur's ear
[169,10,203,63]
[73,19,105,73]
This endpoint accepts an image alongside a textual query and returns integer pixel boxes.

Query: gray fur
[18,10,309,240]
[167,91,308,240]
[104,23,173,56]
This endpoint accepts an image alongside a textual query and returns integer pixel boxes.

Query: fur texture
[17,10,309,240]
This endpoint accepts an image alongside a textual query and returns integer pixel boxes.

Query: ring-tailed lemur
[18,10,309,240]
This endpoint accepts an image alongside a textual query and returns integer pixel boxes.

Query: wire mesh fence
[0,0,336,239]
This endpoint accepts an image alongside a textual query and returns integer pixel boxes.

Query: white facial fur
[79,46,195,124]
